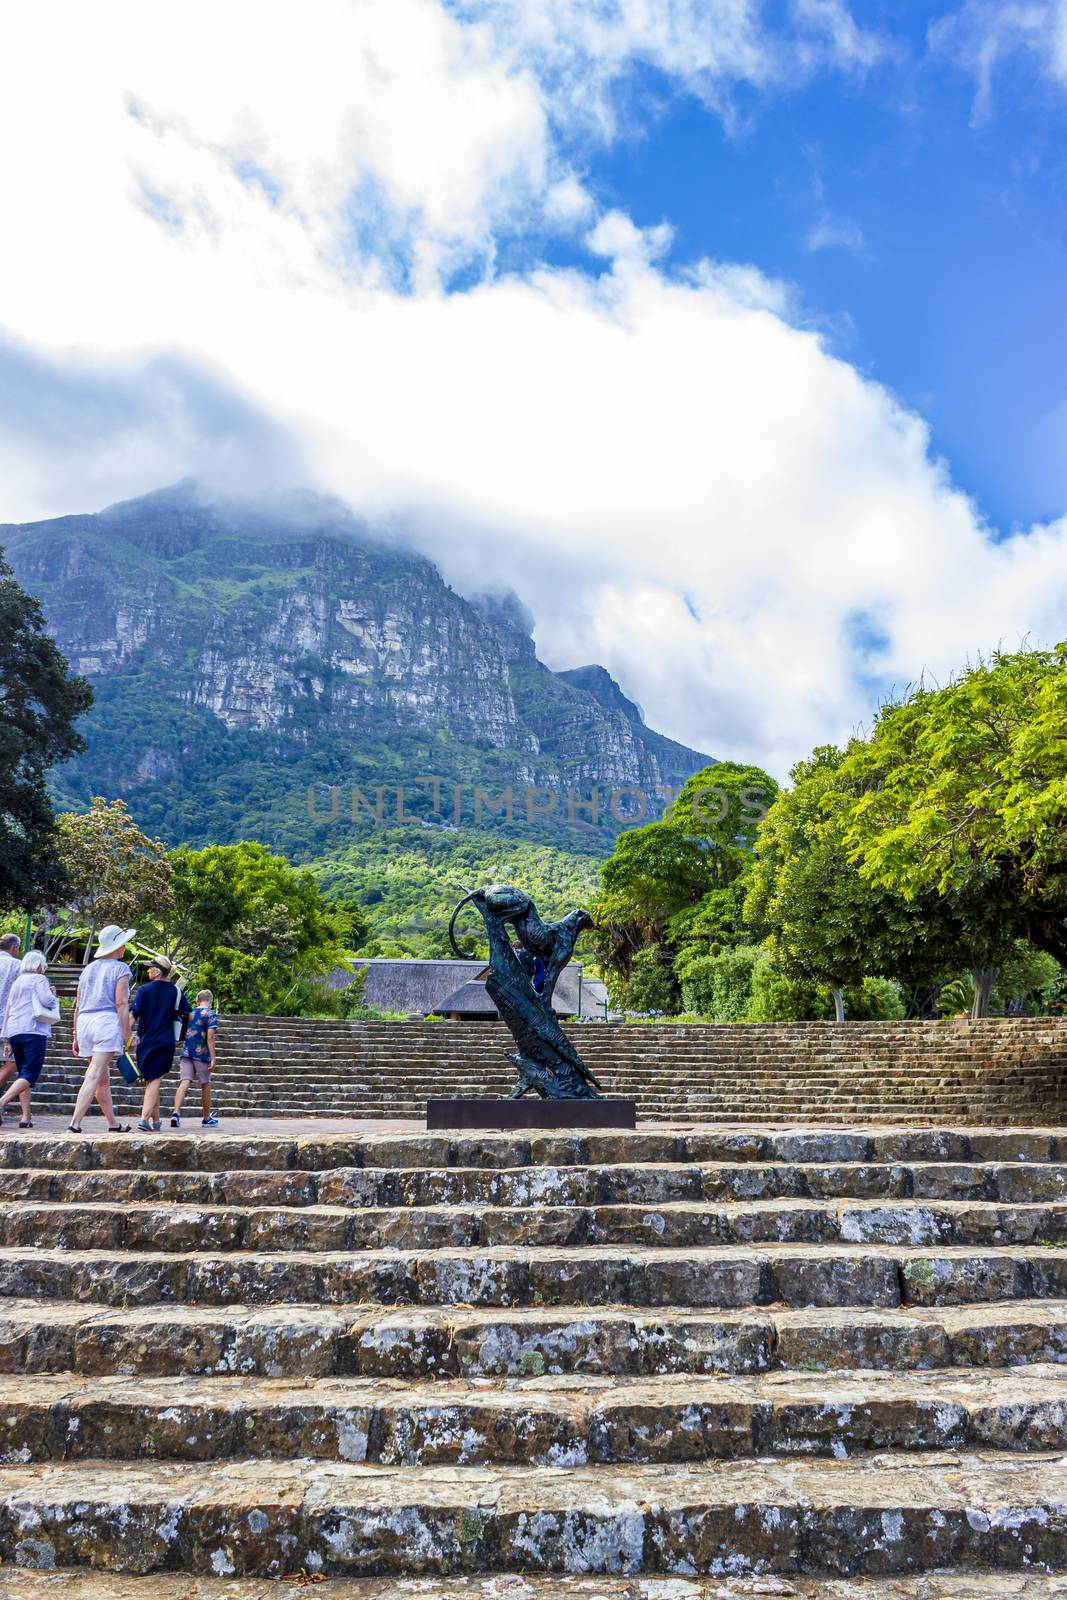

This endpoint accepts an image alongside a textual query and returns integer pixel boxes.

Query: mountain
[3,482,713,862]
[558,663,645,724]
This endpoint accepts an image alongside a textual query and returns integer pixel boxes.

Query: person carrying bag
[130,955,191,1132]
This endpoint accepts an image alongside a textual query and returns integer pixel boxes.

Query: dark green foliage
[617,945,682,1015]
[743,746,973,1003]
[165,841,351,1014]
[0,551,92,908]
[307,826,602,957]
[837,645,1067,969]
[593,762,779,1001]
[677,946,764,1021]
[595,719,1064,1021]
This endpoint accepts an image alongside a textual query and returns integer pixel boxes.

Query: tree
[46,797,174,956]
[836,646,1067,1010]
[0,553,92,910]
[593,821,716,992]
[937,943,1063,1018]
[593,762,779,1002]
[744,747,975,1019]
[165,841,351,1013]
[617,944,683,1015]
[677,945,766,1021]
[671,761,779,882]
[320,895,370,953]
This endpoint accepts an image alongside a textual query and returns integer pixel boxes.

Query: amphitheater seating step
[0,1123,1065,1585]
[21,1015,1067,1124]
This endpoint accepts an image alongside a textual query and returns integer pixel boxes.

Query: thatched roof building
[334,957,610,1020]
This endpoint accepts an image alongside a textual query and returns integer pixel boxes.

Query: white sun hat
[95,925,137,958]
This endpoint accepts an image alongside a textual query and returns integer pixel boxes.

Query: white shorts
[77,1011,124,1058]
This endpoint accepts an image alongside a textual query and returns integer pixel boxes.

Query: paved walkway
[3,1112,1060,1139]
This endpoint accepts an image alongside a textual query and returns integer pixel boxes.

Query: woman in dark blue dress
[131,957,192,1132]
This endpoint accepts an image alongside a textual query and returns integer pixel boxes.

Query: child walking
[171,990,219,1127]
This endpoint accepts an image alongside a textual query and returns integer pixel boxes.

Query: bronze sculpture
[449,885,601,1100]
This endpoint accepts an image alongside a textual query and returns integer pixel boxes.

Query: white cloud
[587,208,674,263]
[0,0,1064,779]
[805,216,865,253]
[452,0,887,134]
[790,0,888,71]
[929,1,1067,120]
[0,337,304,517]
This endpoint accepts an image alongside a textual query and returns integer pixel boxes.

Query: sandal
[107,1123,132,1133]
[19,1120,32,1129]
[67,1124,82,1134]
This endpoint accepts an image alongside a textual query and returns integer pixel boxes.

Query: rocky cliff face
[3,481,712,852]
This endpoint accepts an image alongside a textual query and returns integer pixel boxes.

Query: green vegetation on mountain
[307,825,603,958]
[4,481,711,865]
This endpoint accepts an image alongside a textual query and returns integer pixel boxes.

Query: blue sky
[553,6,1067,531]
[2,0,1066,772]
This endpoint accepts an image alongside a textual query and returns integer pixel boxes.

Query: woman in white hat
[68,925,136,1133]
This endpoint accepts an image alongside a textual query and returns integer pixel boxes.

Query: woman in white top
[0,950,59,1128]
[69,924,136,1134]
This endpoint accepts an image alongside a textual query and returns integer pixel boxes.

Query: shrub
[748,949,825,1022]
[619,946,682,1015]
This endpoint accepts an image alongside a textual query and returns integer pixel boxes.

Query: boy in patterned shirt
[170,989,219,1127]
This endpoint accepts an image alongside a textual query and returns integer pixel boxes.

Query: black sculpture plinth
[427,1097,637,1130]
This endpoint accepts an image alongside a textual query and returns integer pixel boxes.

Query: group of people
[0,924,219,1132]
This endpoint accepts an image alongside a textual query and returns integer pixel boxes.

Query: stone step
[34,1052,1057,1068]
[32,1104,1059,1131]
[31,1088,1059,1106]
[1,1574,1066,1600]
[29,1066,1064,1083]
[61,1062,1050,1075]
[29,1095,1059,1119]
[4,1298,1067,1379]
[135,1065,1057,1076]
[5,1198,1067,1253]
[32,1091,1052,1113]
[3,1243,1067,1309]
[6,1159,1065,1208]
[2,1128,1061,1170]
[2,1367,1066,1466]
[1,1454,1066,1575]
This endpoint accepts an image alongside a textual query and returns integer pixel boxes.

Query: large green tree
[165,841,351,1013]
[0,553,92,909]
[744,747,978,1019]
[593,762,778,1004]
[836,645,1067,1010]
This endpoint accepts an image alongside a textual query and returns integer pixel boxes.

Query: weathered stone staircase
[0,1122,1066,1595]
[25,1015,1067,1124]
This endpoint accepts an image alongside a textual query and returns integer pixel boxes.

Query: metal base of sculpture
[449,884,602,1100]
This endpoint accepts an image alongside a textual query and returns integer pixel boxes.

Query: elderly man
[0,933,22,1089]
